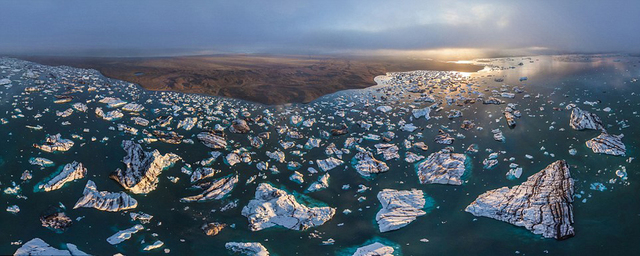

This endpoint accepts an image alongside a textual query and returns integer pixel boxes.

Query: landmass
[18,55,482,104]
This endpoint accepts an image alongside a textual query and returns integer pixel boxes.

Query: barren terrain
[21,55,482,105]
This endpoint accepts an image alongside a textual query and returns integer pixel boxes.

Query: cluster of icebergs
[0,56,634,255]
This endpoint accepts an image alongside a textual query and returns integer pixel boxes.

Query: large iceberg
[317,157,344,172]
[225,242,269,256]
[13,238,89,256]
[37,161,86,192]
[585,133,626,156]
[569,107,604,131]
[180,175,238,202]
[376,189,426,232]
[107,224,144,245]
[33,133,74,153]
[110,140,181,194]
[352,242,394,256]
[466,160,575,240]
[73,180,138,212]
[352,151,389,177]
[416,151,467,185]
[197,131,227,149]
[241,183,335,231]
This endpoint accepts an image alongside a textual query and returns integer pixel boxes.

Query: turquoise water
[0,55,639,255]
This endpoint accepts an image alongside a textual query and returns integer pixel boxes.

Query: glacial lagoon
[1,55,639,255]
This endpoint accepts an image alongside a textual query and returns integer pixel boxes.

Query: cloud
[0,0,638,57]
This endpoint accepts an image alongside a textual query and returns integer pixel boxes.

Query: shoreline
[16,54,483,105]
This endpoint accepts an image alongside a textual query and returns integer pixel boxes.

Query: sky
[1,0,640,58]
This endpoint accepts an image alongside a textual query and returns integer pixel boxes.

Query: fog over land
[2,0,639,58]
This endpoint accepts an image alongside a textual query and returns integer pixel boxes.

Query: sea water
[0,55,638,255]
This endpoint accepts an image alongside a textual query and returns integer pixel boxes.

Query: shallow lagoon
[0,55,639,255]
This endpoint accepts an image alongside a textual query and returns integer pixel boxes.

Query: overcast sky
[1,0,639,57]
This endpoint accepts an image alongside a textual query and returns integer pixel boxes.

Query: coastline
[16,55,483,105]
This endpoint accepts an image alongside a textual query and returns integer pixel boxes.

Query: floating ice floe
[352,151,389,177]
[149,130,184,144]
[155,115,173,127]
[197,131,227,149]
[331,125,349,136]
[569,107,605,131]
[447,110,462,119]
[33,133,74,153]
[376,106,392,113]
[500,92,515,99]
[56,108,74,118]
[40,211,72,232]
[73,180,138,212]
[492,129,505,142]
[352,242,394,256]
[95,107,123,121]
[13,238,89,256]
[177,117,198,130]
[7,205,20,214]
[130,212,153,224]
[466,160,574,240]
[376,189,427,232]
[180,175,238,202]
[117,124,138,135]
[250,135,264,149]
[306,173,330,192]
[404,152,425,163]
[202,222,226,236]
[189,167,218,183]
[229,119,250,133]
[483,97,505,105]
[414,142,428,151]
[482,153,499,170]
[504,110,516,127]
[506,167,523,180]
[143,241,164,251]
[36,161,86,192]
[266,150,285,163]
[290,115,304,126]
[590,182,607,191]
[121,102,144,112]
[585,133,626,156]
[461,120,476,130]
[412,107,431,120]
[289,171,304,184]
[29,157,55,167]
[241,183,335,231]
[317,157,344,172]
[225,152,241,166]
[375,143,399,160]
[110,140,181,194]
[107,224,144,245]
[302,119,315,128]
[416,150,467,185]
[131,116,149,126]
[305,137,321,149]
[99,97,127,108]
[400,123,418,132]
[225,242,269,256]
[434,130,454,145]
[0,78,11,86]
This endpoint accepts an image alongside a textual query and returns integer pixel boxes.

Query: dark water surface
[0,55,639,255]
